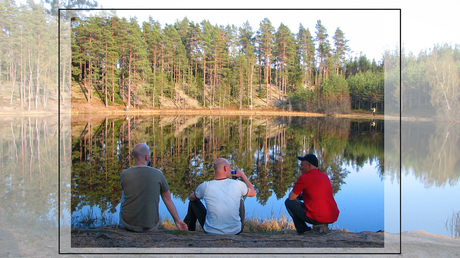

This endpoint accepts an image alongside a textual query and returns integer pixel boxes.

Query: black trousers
[184,199,245,234]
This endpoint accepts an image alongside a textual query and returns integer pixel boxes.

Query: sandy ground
[69,99,389,119]
[1,227,459,257]
[70,228,385,248]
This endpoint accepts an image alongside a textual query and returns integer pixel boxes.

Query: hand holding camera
[231,167,244,180]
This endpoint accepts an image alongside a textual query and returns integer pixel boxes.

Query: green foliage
[347,70,383,111]
[297,24,316,88]
[321,73,350,114]
[286,88,318,112]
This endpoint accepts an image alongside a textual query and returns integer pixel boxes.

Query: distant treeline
[69,13,385,113]
[400,44,460,120]
[2,1,460,120]
[0,0,58,110]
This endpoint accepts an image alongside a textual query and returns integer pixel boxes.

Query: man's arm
[236,168,256,197]
[161,190,188,231]
[288,191,299,200]
[188,191,198,201]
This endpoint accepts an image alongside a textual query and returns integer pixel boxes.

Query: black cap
[298,154,318,167]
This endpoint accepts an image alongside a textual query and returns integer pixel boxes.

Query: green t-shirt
[120,166,170,229]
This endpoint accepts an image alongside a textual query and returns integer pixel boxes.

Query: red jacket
[292,168,339,223]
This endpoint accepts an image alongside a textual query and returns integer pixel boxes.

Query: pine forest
[1,1,460,120]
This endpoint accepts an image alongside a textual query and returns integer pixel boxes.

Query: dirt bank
[71,227,384,248]
[67,99,392,121]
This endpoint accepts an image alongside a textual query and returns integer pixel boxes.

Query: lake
[1,115,458,238]
[70,115,387,232]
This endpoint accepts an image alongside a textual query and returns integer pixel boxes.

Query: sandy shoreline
[2,228,456,257]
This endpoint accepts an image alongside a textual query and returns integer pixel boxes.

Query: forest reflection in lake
[2,115,459,239]
[71,115,385,232]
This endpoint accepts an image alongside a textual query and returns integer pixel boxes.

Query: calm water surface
[71,115,386,232]
[73,158,385,233]
[1,115,458,238]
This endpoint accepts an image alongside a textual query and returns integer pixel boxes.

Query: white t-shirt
[195,179,248,235]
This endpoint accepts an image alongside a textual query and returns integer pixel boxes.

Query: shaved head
[214,158,230,176]
[133,143,150,160]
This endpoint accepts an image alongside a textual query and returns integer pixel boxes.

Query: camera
[231,170,238,180]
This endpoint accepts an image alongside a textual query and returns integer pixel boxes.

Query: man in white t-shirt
[184,158,256,235]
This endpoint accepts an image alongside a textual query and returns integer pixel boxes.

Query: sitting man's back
[195,177,248,234]
[120,166,168,230]
[119,143,187,232]
[185,158,256,235]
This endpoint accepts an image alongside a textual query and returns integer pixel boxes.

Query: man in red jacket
[285,154,339,234]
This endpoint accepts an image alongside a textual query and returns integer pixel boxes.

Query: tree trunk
[128,49,132,108]
[203,52,207,108]
[250,64,254,110]
[153,47,157,108]
[20,33,24,109]
[104,43,108,107]
[239,64,243,109]
[35,48,41,110]
[160,47,164,109]
[28,47,32,110]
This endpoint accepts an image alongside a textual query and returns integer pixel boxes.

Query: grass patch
[74,212,349,235]
[158,215,296,234]
[244,215,295,233]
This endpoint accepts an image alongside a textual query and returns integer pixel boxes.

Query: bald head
[133,143,150,166]
[214,158,230,179]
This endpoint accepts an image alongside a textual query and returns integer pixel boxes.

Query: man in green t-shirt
[119,143,187,232]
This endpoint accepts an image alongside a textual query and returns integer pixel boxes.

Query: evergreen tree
[239,21,256,109]
[1,0,19,105]
[45,0,98,18]
[332,27,350,75]
[315,20,331,85]
[257,18,275,106]
[200,20,213,107]
[358,53,371,73]
[297,24,315,89]
[106,16,121,104]
[274,23,296,95]
[163,23,188,104]
[120,17,148,108]
[143,17,163,107]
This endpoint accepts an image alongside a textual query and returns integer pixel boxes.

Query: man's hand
[188,192,198,201]
[296,191,303,200]
[235,168,256,197]
[175,220,188,231]
[161,190,189,231]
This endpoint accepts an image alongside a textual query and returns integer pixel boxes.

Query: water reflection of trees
[445,210,460,238]
[71,115,385,213]
[402,122,460,187]
[0,117,58,233]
